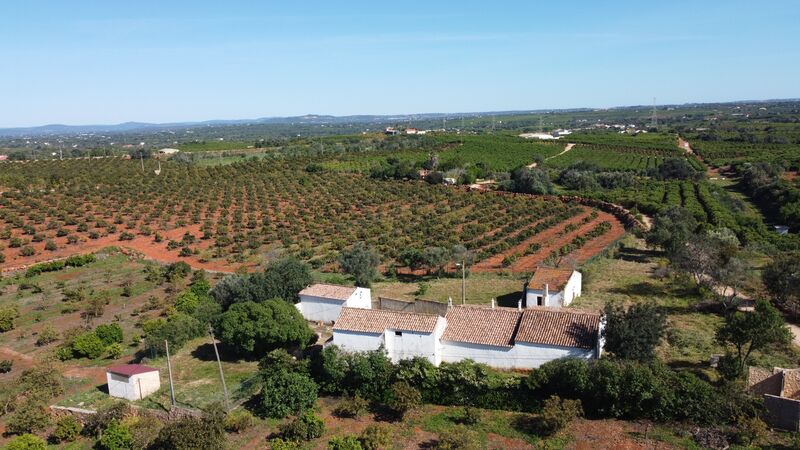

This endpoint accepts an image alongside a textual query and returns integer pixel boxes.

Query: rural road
[527,142,575,169]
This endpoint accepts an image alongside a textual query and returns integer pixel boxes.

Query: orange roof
[333,307,440,334]
[515,308,600,349]
[442,306,522,348]
[528,267,575,291]
[299,283,357,301]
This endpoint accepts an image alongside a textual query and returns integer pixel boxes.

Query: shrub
[20,246,36,257]
[268,438,300,450]
[153,411,226,450]
[51,415,82,443]
[175,291,201,314]
[279,411,325,442]
[223,409,257,433]
[434,425,483,450]
[327,435,363,450]
[359,424,393,450]
[334,395,369,418]
[0,306,20,332]
[106,342,123,359]
[95,323,124,345]
[540,395,583,435]
[83,402,131,437]
[387,381,421,419]
[35,325,58,346]
[6,399,51,435]
[72,331,105,359]
[257,370,318,419]
[18,365,64,400]
[0,359,12,373]
[735,416,768,446]
[459,407,482,425]
[4,434,48,450]
[44,240,57,251]
[122,414,163,450]
[98,420,134,450]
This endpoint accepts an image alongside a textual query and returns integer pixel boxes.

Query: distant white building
[519,132,559,140]
[330,304,602,370]
[524,267,582,308]
[296,283,371,323]
[106,364,161,401]
[332,307,446,365]
[158,148,180,155]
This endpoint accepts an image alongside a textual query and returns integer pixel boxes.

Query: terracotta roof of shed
[515,308,600,349]
[333,307,440,334]
[528,267,575,291]
[442,306,522,348]
[107,364,159,377]
[299,283,357,301]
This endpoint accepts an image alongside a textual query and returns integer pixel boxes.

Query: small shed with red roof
[106,364,161,401]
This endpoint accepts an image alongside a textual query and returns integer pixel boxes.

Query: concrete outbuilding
[106,364,161,401]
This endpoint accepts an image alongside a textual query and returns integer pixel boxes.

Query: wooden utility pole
[209,326,229,411]
[165,340,176,408]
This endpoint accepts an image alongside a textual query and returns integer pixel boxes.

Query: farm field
[321,134,563,173]
[542,143,686,172]
[0,158,625,275]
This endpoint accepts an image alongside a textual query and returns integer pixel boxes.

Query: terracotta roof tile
[515,308,600,349]
[299,283,357,301]
[333,307,440,334]
[528,267,575,291]
[442,306,522,348]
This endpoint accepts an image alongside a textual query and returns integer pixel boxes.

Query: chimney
[448,297,453,307]
[491,298,496,309]
[544,283,549,306]
[517,299,522,311]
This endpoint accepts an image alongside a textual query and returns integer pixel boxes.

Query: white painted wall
[107,371,161,401]
[441,340,595,369]
[297,287,371,323]
[563,271,582,306]
[332,317,445,365]
[346,287,372,309]
[331,330,385,353]
[296,296,346,323]
[524,271,582,308]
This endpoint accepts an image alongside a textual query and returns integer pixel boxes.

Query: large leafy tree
[257,370,318,418]
[716,299,792,375]
[217,299,314,357]
[210,257,312,309]
[645,206,698,256]
[763,251,800,316]
[339,241,381,287]
[602,302,666,362]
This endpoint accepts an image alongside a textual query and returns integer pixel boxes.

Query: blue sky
[1,1,798,127]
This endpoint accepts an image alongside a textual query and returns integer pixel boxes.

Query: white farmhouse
[106,364,161,401]
[524,267,582,308]
[296,283,371,323]
[157,148,180,155]
[330,305,602,370]
[332,307,446,365]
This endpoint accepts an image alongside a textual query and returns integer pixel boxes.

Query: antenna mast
[650,97,658,129]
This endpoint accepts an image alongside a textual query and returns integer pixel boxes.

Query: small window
[394,331,403,336]
[537,296,544,306]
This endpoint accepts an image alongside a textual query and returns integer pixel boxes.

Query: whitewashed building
[106,364,161,401]
[296,283,371,323]
[524,267,582,308]
[332,307,446,365]
[330,305,602,370]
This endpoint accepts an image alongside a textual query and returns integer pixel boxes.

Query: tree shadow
[616,246,661,263]
[190,342,245,363]
[497,291,524,308]
[511,413,548,438]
